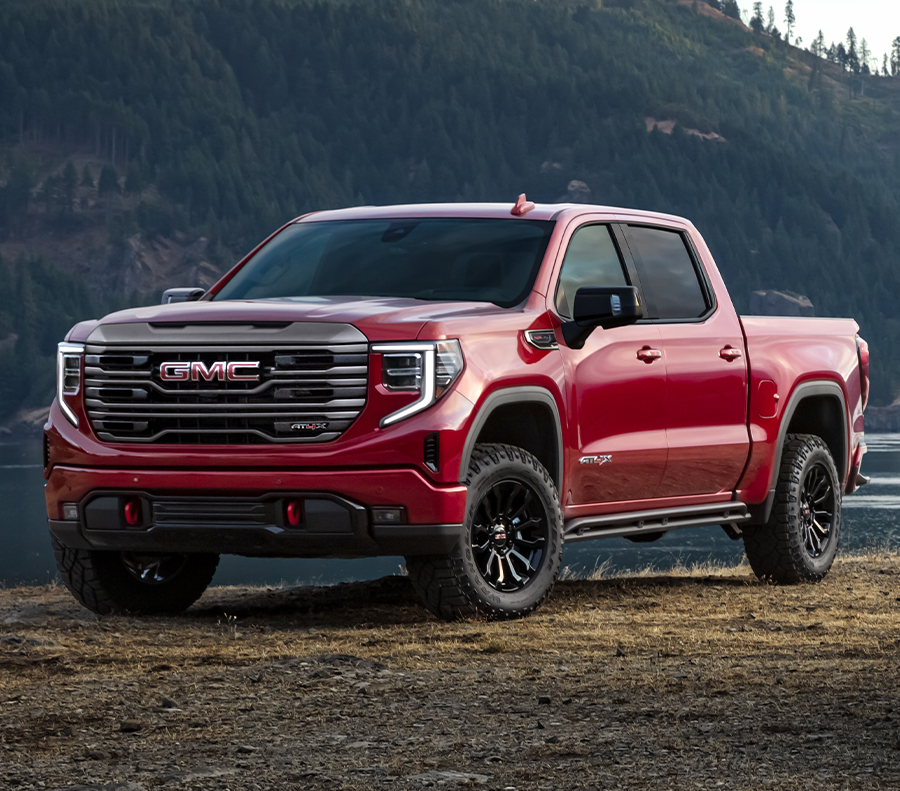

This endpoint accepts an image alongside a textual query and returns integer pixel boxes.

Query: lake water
[2,434,898,587]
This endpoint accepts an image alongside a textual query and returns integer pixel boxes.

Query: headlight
[371,340,464,427]
[57,342,84,427]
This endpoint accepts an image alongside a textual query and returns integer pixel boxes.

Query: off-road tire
[52,537,219,615]
[743,433,841,584]
[406,443,563,620]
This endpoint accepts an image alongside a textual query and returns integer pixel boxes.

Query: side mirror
[161,287,205,305]
[562,286,644,349]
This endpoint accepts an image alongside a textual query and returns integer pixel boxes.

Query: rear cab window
[623,225,712,321]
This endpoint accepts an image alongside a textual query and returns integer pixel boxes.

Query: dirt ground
[1,553,898,790]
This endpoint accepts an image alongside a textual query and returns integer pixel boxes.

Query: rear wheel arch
[758,381,848,523]
[458,387,563,490]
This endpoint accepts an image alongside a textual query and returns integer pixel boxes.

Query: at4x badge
[291,422,328,432]
[579,455,612,465]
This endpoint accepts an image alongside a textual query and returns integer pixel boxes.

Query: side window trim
[682,231,718,315]
[610,223,648,320]
[621,223,717,323]
[553,222,635,320]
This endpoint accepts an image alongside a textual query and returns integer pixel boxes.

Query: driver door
[555,222,667,506]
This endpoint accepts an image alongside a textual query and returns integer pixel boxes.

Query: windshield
[213,218,554,307]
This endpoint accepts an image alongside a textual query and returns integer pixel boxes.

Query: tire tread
[407,443,563,621]
[52,537,218,615]
[743,433,841,584]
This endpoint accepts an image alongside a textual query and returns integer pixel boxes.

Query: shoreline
[1,552,898,789]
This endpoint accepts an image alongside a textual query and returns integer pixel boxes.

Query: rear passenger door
[621,224,749,497]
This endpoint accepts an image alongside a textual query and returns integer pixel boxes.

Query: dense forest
[1,0,900,423]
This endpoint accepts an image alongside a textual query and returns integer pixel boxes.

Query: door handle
[637,347,662,363]
[719,346,743,362]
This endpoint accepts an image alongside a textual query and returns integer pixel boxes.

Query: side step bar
[563,502,750,544]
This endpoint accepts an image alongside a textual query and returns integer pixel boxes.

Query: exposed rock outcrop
[560,180,592,203]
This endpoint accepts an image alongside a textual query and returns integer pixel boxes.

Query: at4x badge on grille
[291,422,328,432]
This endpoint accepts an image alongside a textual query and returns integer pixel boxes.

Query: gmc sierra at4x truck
[44,196,869,619]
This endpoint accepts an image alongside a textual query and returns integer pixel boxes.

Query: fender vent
[424,432,440,472]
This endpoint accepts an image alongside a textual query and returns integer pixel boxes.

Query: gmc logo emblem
[159,361,260,382]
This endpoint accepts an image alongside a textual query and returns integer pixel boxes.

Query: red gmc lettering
[159,362,190,382]
[190,361,227,381]
[226,361,260,381]
[159,361,259,382]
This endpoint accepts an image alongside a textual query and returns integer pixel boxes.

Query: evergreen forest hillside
[1,0,900,424]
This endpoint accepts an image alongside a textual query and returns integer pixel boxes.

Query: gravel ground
[1,553,898,790]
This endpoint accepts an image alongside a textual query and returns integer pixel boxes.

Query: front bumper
[46,465,467,558]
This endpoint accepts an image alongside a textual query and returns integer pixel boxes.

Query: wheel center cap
[490,525,510,551]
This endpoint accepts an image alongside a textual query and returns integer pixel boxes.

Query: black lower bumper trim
[48,520,463,559]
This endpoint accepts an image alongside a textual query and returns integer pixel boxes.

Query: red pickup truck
[45,198,868,619]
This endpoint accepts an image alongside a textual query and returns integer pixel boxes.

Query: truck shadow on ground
[188,571,762,628]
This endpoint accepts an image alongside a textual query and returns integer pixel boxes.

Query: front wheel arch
[457,387,564,490]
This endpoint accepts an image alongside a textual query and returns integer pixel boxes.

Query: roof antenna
[510,193,535,216]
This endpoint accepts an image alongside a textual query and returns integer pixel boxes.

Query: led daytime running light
[372,340,463,427]
[57,342,84,427]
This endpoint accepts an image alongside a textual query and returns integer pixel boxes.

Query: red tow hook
[123,498,143,527]
[285,500,303,527]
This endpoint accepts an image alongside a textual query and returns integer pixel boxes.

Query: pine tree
[810,30,825,59]
[784,0,795,42]
[721,0,741,20]
[751,1,763,33]
[846,28,859,74]
[766,6,776,34]
[892,36,900,77]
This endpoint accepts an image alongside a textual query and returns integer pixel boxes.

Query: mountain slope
[1,0,899,423]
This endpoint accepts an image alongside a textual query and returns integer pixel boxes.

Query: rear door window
[625,226,709,320]
[555,224,629,319]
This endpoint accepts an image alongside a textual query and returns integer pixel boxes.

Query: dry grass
[1,552,898,789]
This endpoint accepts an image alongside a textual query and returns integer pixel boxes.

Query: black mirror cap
[562,286,644,348]
[161,287,206,305]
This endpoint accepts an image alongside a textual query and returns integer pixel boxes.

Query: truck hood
[67,296,519,343]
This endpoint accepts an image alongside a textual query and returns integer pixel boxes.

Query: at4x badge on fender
[579,455,612,465]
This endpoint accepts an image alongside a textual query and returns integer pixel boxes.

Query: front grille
[84,342,369,444]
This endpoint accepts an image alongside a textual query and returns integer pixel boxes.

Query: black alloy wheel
[406,443,563,620]
[743,433,842,584]
[121,552,189,585]
[470,479,550,593]
[798,462,836,559]
[52,537,219,615]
